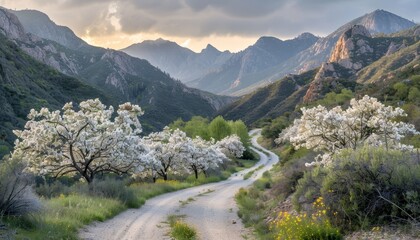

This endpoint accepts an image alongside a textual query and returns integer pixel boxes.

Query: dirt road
[80,129,279,240]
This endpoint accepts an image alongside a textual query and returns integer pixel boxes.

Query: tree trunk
[83,172,93,184]
[194,169,198,179]
[163,174,168,181]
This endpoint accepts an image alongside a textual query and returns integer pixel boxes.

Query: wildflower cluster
[273,197,342,240]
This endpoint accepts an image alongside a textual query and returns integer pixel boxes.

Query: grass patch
[6,195,124,240]
[167,215,197,240]
[243,165,264,180]
[232,159,257,172]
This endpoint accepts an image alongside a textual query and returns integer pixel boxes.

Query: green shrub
[86,179,139,208]
[292,167,326,211]
[325,147,420,229]
[261,116,289,139]
[35,181,71,198]
[294,147,420,230]
[0,158,40,217]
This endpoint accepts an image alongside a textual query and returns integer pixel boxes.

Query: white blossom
[12,99,148,183]
[216,135,245,158]
[278,95,419,167]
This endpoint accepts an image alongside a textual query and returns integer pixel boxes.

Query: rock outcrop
[303,23,410,103]
[329,25,372,70]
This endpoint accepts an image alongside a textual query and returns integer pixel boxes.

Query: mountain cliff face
[122,39,233,83]
[0,8,234,133]
[329,25,372,69]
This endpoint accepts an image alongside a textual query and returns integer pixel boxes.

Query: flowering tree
[277,95,418,166]
[12,99,148,183]
[143,127,189,181]
[216,135,246,158]
[183,137,227,179]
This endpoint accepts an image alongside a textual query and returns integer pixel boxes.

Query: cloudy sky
[0,0,419,52]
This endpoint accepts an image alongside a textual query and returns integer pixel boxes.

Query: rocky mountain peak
[201,44,220,54]
[255,36,283,47]
[154,38,170,44]
[360,9,416,34]
[297,32,317,40]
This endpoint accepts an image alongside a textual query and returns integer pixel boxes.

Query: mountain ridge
[220,23,420,124]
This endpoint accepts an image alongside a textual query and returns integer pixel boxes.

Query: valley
[0,2,419,240]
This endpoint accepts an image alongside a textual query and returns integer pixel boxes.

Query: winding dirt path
[79,129,279,240]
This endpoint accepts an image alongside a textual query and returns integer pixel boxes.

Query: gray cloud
[2,0,419,39]
[183,0,285,18]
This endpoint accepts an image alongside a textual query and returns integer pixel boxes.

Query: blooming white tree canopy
[142,127,190,181]
[183,137,227,179]
[277,95,419,166]
[12,99,148,183]
[216,135,246,158]
[142,128,244,181]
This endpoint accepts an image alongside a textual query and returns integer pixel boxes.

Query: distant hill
[187,33,319,96]
[122,39,233,83]
[2,8,234,133]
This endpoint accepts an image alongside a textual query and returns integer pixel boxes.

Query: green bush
[294,147,420,230]
[35,181,71,198]
[0,158,40,217]
[35,178,139,208]
[85,179,139,208]
[261,116,289,140]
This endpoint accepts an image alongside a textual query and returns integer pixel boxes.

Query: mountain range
[122,9,416,96]
[219,23,420,124]
[0,6,418,156]
[6,8,234,123]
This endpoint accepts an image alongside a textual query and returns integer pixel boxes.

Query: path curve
[80,129,279,240]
